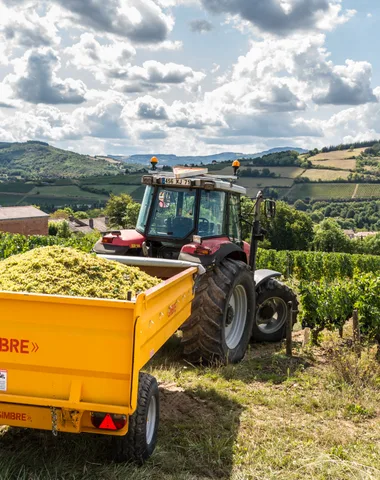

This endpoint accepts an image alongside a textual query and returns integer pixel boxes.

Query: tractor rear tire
[112,372,159,465]
[181,259,255,364]
[252,279,298,343]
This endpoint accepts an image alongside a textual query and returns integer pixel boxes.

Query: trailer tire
[181,259,255,364]
[112,372,159,465]
[252,279,298,343]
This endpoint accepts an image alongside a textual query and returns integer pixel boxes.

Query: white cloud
[5,48,87,104]
[65,33,136,83]
[113,60,205,93]
[325,87,380,141]
[123,95,169,120]
[0,3,60,51]
[53,0,174,43]
[201,0,355,35]
[313,59,377,105]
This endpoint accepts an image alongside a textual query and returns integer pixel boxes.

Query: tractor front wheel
[181,259,255,364]
[252,278,298,343]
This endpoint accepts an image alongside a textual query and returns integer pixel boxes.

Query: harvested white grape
[0,246,161,300]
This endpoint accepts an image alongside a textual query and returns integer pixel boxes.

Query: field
[0,333,379,480]
[82,173,142,185]
[0,183,34,193]
[356,184,380,198]
[29,185,107,200]
[310,159,357,170]
[301,169,351,181]
[310,148,366,161]
[286,183,356,201]
[215,166,305,178]
[239,177,294,190]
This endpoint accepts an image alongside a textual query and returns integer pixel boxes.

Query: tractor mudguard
[179,242,247,267]
[254,269,282,289]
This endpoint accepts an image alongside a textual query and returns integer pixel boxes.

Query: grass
[301,169,351,181]
[286,183,356,200]
[0,332,379,480]
[356,184,380,198]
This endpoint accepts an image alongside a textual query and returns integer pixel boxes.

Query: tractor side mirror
[264,200,276,218]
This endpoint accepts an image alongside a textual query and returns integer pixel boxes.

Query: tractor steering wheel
[198,217,210,233]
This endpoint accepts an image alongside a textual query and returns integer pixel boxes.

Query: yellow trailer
[0,261,198,464]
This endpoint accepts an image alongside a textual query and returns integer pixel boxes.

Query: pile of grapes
[0,246,161,300]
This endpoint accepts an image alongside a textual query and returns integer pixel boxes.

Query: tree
[74,211,89,219]
[104,194,140,228]
[293,199,308,211]
[313,219,351,253]
[261,201,314,251]
[50,208,73,220]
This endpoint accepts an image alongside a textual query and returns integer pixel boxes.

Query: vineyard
[0,232,379,345]
[257,249,380,343]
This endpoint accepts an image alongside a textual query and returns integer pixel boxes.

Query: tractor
[94,160,297,364]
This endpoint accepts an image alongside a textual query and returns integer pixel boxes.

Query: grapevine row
[0,231,96,259]
[257,249,380,281]
[299,274,380,343]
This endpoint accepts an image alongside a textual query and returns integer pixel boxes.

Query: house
[354,231,377,240]
[0,206,49,235]
[343,229,355,239]
[68,216,109,234]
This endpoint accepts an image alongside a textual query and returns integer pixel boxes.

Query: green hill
[0,141,122,179]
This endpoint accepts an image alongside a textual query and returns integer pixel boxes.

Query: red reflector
[99,414,117,430]
[194,246,211,255]
[102,237,114,244]
[91,412,127,431]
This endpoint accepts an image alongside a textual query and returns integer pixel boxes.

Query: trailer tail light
[91,412,127,431]
[102,236,114,244]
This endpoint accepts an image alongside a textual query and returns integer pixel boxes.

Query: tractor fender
[179,242,247,267]
[254,269,282,289]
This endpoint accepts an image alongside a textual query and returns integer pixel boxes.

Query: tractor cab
[94,166,246,262]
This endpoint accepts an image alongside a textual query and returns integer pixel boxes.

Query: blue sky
[0,0,379,156]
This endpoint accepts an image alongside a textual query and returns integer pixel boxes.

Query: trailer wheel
[112,372,159,465]
[252,279,298,343]
[181,259,255,364]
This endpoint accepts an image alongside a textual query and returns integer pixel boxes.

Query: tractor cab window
[228,194,242,243]
[136,185,154,233]
[199,190,226,237]
[148,187,196,239]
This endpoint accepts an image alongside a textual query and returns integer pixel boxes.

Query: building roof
[0,206,49,220]
[68,216,108,234]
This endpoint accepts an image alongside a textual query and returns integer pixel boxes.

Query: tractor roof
[142,167,246,195]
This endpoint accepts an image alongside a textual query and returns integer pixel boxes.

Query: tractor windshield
[138,186,197,239]
[136,185,154,233]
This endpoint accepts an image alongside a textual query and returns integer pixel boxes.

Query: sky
[0,0,379,157]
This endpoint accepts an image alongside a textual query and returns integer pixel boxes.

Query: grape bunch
[0,246,161,300]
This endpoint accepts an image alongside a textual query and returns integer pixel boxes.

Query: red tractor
[94,162,297,364]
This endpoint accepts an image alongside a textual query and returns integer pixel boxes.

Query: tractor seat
[170,216,193,237]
